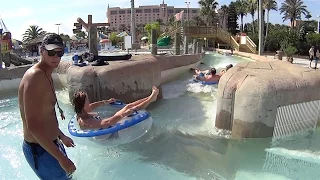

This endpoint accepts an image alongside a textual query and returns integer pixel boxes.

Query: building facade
[106,1,200,32]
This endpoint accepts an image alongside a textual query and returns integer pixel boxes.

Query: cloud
[1,7,34,19]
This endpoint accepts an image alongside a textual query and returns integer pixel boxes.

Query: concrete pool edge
[0,54,202,101]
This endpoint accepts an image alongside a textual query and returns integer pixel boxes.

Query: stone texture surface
[0,65,32,80]
[67,55,159,103]
[67,54,202,103]
[157,54,201,71]
[215,60,320,139]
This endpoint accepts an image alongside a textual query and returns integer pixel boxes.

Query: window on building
[153,9,160,13]
[144,9,151,13]
[192,10,198,13]
[119,10,126,14]
[168,9,174,13]
[175,9,181,13]
[136,9,142,13]
[110,10,117,15]
[127,10,131,13]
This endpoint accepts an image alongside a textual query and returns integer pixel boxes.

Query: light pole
[55,23,61,35]
[130,0,136,44]
[317,15,320,33]
[258,0,263,55]
[185,1,190,26]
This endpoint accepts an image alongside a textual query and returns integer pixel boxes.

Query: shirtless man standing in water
[19,33,76,179]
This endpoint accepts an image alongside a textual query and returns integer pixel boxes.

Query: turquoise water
[1,53,320,180]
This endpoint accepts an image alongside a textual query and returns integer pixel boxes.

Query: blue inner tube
[192,77,218,85]
[68,100,150,137]
[201,81,218,85]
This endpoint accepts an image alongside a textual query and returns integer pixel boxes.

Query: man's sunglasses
[45,49,64,57]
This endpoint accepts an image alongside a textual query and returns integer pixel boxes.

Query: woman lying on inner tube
[72,86,159,130]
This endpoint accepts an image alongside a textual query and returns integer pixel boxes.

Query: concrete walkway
[265,55,319,70]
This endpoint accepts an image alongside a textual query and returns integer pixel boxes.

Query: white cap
[74,52,78,55]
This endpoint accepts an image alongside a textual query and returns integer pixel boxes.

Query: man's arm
[23,71,66,162]
[58,129,65,139]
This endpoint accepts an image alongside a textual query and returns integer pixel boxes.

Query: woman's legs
[131,87,159,110]
[115,86,159,116]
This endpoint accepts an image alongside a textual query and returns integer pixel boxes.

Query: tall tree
[235,0,248,32]
[305,13,312,20]
[191,16,206,26]
[248,0,256,34]
[22,25,46,42]
[227,2,239,35]
[264,0,278,46]
[279,0,309,29]
[198,0,219,26]
[220,5,229,29]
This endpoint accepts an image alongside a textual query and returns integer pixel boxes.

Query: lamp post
[258,0,264,55]
[317,15,320,33]
[130,0,136,43]
[0,28,2,69]
[55,23,61,34]
[185,1,190,26]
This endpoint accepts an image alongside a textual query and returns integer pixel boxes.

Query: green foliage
[75,31,87,39]
[299,26,306,40]
[306,33,320,46]
[59,34,70,43]
[283,45,298,57]
[144,22,160,36]
[22,25,46,42]
[227,2,238,35]
[198,0,219,25]
[109,32,122,46]
[144,22,161,42]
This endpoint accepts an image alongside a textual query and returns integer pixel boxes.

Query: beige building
[106,1,200,32]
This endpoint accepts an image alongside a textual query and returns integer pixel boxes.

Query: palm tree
[235,0,248,32]
[247,0,256,34]
[22,25,46,42]
[166,15,175,27]
[264,0,277,46]
[198,0,219,26]
[305,13,312,20]
[220,5,229,29]
[192,16,206,26]
[279,0,309,29]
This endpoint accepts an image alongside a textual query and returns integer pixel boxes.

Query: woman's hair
[72,91,87,114]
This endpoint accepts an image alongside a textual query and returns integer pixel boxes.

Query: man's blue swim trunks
[22,139,72,180]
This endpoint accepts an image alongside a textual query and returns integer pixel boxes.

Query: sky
[1,0,319,40]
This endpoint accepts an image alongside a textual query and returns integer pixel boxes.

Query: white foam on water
[265,147,320,164]
[235,170,291,180]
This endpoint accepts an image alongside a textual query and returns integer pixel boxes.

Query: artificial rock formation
[215,61,320,139]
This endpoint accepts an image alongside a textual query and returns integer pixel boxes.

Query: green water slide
[157,36,171,47]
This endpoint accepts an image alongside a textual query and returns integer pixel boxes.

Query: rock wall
[67,54,201,103]
[216,61,320,139]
